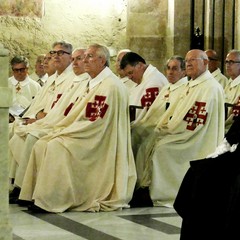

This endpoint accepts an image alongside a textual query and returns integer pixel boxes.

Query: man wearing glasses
[8,41,75,196]
[205,49,228,89]
[224,49,240,133]
[8,56,41,122]
[29,54,48,86]
[16,44,136,213]
[9,48,91,204]
[20,40,75,123]
[133,49,224,209]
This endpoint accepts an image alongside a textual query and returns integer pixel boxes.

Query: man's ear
[203,59,209,66]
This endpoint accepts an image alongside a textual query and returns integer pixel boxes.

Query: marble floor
[10,204,181,240]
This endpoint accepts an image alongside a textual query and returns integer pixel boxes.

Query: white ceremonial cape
[224,75,240,133]
[19,67,137,213]
[22,64,75,119]
[131,77,188,157]
[9,73,90,186]
[136,70,225,207]
[9,65,75,139]
[211,68,228,89]
[121,76,137,92]
[8,76,41,116]
[129,64,168,124]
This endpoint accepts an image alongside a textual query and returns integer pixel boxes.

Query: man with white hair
[9,48,90,204]
[205,49,228,89]
[131,49,225,208]
[18,44,136,213]
[224,49,240,133]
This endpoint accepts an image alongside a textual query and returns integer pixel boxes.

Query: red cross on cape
[183,101,208,131]
[86,95,109,121]
[141,87,159,108]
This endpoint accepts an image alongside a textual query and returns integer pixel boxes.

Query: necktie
[16,82,21,92]
[37,79,44,86]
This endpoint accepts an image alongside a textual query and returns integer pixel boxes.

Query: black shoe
[129,187,153,208]
[9,187,21,204]
[9,187,21,198]
[28,204,51,213]
[17,199,33,207]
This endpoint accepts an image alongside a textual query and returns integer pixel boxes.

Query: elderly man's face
[72,49,85,76]
[115,52,127,78]
[12,63,28,82]
[43,53,56,76]
[49,44,72,74]
[83,47,106,78]
[225,52,240,80]
[185,50,207,80]
[166,59,185,84]
[123,62,144,84]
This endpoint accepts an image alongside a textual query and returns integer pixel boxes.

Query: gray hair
[88,43,110,67]
[52,40,73,54]
[227,49,240,59]
[116,49,131,58]
[72,47,86,53]
[166,55,185,70]
[10,55,29,68]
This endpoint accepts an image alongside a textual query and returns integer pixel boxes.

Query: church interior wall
[0,0,239,76]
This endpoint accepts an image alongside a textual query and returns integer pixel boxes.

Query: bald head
[205,49,219,73]
[185,49,209,80]
[115,49,131,78]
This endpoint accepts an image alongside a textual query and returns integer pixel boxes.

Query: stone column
[0,43,13,240]
[126,0,169,72]
[126,0,191,72]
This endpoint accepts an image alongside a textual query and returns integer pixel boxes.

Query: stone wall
[0,0,239,76]
[0,0,128,74]
[126,0,168,72]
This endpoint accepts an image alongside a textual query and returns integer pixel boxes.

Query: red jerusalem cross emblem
[232,97,240,118]
[141,87,159,108]
[183,101,208,131]
[86,95,109,121]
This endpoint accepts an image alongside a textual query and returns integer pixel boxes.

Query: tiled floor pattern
[10,204,181,240]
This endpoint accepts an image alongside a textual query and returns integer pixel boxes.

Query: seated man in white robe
[131,55,188,160]
[205,49,228,89]
[8,41,74,190]
[132,49,225,208]
[29,54,48,86]
[224,49,240,133]
[115,49,136,91]
[42,53,56,78]
[19,40,75,124]
[8,55,41,122]
[17,44,136,213]
[120,52,168,124]
[9,48,90,202]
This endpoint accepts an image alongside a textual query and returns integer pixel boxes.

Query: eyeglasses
[49,50,71,56]
[72,56,84,61]
[208,57,218,61]
[225,60,240,65]
[12,68,26,73]
[185,58,203,63]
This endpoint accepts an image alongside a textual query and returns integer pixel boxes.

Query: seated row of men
[8,40,240,213]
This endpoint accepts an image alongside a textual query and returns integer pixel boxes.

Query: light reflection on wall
[71,0,126,17]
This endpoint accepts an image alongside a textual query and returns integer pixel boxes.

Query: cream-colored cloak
[19,67,136,213]
[135,71,225,207]
[131,77,188,157]
[9,73,90,186]
[224,75,240,133]
[129,64,168,125]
